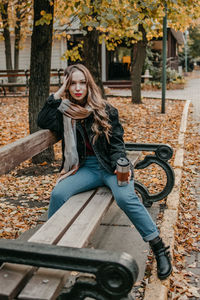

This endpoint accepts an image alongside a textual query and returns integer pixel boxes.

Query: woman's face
[69,70,87,103]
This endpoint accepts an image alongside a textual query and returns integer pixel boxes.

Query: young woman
[37,63,172,280]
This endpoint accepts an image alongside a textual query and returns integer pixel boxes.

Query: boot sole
[158,265,173,280]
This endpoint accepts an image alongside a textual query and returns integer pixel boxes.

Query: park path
[108,70,200,125]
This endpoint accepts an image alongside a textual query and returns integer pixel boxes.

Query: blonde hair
[64,64,111,143]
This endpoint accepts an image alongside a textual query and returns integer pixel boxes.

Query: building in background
[0,25,184,83]
[0,34,67,71]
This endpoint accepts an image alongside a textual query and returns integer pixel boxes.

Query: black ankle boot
[149,236,172,280]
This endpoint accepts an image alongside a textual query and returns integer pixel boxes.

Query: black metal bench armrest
[0,239,138,300]
[125,143,175,207]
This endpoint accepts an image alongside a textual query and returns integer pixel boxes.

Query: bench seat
[0,151,140,300]
[0,128,174,299]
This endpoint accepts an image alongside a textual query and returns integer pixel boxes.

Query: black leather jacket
[37,94,132,175]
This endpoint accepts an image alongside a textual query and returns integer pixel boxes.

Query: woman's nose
[75,83,81,90]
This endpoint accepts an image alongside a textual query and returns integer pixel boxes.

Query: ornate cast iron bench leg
[125,143,175,207]
[0,240,139,300]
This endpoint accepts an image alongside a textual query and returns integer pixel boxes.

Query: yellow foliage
[62,42,83,62]
[1,0,200,59]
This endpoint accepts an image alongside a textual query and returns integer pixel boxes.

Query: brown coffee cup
[116,157,130,186]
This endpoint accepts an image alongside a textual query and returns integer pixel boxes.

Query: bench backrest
[0,69,63,78]
[0,129,59,176]
[0,69,30,77]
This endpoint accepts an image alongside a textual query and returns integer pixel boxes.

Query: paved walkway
[108,71,200,118]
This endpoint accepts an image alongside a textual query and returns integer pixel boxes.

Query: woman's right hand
[54,75,68,99]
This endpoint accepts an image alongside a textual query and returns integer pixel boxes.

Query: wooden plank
[0,83,27,87]
[0,69,28,73]
[29,190,96,245]
[17,190,97,299]
[18,269,65,300]
[58,187,113,248]
[17,188,113,300]
[0,74,28,77]
[0,263,34,300]
[0,190,95,299]
[0,130,58,176]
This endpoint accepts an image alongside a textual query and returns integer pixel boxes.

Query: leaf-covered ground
[0,96,184,239]
[0,95,199,299]
[168,107,200,300]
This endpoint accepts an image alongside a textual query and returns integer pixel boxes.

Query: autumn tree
[188,24,200,60]
[0,0,32,72]
[0,1,13,75]
[29,0,55,163]
[53,0,164,102]
[53,0,105,95]
[14,0,32,69]
[130,24,147,103]
[53,0,200,103]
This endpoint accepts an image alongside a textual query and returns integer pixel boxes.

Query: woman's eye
[71,81,86,85]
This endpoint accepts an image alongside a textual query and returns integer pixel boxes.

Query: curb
[143,99,191,300]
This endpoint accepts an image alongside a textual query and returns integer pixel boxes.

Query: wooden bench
[0,69,30,95]
[0,129,175,299]
[0,129,142,300]
[0,69,64,96]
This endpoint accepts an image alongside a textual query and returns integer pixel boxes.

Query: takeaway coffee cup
[116,157,130,186]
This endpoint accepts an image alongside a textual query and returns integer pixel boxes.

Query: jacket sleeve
[108,105,126,165]
[37,94,63,138]
[108,105,134,175]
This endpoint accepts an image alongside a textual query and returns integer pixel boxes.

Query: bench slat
[18,187,113,300]
[18,269,65,300]
[29,190,96,244]
[0,130,58,176]
[0,191,94,299]
[58,187,113,248]
[0,83,27,86]
[0,264,34,300]
[8,190,95,299]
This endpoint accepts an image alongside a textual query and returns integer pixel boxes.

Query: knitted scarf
[57,99,92,183]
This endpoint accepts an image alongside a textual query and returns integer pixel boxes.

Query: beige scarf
[57,99,92,183]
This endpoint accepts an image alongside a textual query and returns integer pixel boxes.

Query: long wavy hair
[64,64,111,143]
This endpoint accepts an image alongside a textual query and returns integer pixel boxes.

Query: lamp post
[184,30,188,73]
[161,3,167,114]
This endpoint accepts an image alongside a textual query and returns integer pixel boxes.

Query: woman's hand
[54,75,68,99]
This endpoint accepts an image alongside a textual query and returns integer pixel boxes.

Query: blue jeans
[48,156,159,242]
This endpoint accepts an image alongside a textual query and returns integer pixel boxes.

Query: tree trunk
[14,0,22,70]
[14,25,20,70]
[82,29,105,98]
[1,2,15,85]
[29,0,54,163]
[131,25,147,104]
